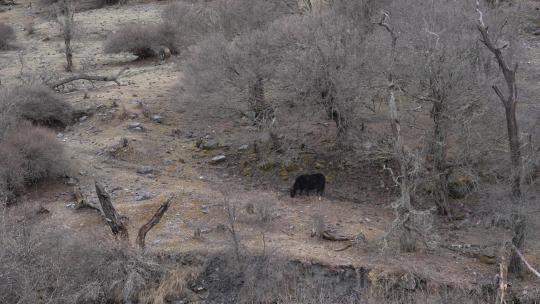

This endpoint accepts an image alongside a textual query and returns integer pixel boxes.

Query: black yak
[290,173,326,198]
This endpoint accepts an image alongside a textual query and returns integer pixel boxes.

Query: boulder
[135,191,153,201]
[137,166,154,175]
[151,115,164,123]
[128,122,143,131]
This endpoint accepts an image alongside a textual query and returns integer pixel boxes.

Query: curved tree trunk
[477,14,524,274]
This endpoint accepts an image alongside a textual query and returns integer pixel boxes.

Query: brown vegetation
[0,83,73,130]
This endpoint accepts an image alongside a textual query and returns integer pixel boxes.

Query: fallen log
[95,181,129,240]
[49,67,128,90]
[136,195,174,249]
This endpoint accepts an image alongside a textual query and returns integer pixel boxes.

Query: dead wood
[136,195,174,249]
[95,181,129,240]
[334,242,354,252]
[72,187,101,211]
[512,244,540,279]
[320,230,352,242]
[49,67,128,90]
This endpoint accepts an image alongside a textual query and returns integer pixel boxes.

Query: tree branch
[136,195,174,249]
[49,67,128,90]
[512,244,540,279]
[492,85,507,106]
[95,181,129,240]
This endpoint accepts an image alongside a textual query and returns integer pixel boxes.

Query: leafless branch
[49,67,129,90]
[512,244,540,279]
[137,195,175,249]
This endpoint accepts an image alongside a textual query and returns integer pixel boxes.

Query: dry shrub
[0,211,162,304]
[0,144,24,204]
[0,83,73,130]
[104,23,166,58]
[5,123,68,184]
[0,23,15,50]
[140,267,198,304]
[159,1,215,53]
[0,124,68,205]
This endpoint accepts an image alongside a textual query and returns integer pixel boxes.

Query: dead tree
[55,0,74,72]
[428,73,452,217]
[136,196,174,249]
[377,12,416,252]
[476,4,525,274]
[95,182,129,240]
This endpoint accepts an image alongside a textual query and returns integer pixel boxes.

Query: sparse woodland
[0,0,539,303]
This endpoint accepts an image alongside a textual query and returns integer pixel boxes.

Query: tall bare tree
[476,4,524,274]
[376,12,416,252]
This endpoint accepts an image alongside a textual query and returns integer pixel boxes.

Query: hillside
[0,0,539,303]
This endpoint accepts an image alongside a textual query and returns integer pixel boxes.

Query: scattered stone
[209,155,226,164]
[79,115,88,122]
[137,166,154,175]
[127,122,143,130]
[238,144,249,151]
[56,133,64,138]
[79,170,87,176]
[65,177,78,186]
[135,191,153,201]
[151,115,164,123]
[201,205,209,214]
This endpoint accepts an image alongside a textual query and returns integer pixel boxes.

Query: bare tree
[476,4,525,274]
[376,12,417,252]
[54,0,74,72]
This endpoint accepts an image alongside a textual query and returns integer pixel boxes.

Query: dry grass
[0,206,163,304]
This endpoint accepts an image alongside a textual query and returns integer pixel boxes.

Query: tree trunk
[318,74,347,138]
[377,13,416,252]
[248,76,273,127]
[431,99,451,216]
[477,17,524,274]
[62,0,74,72]
[509,214,525,273]
[504,102,522,199]
[137,196,174,249]
[95,181,129,240]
